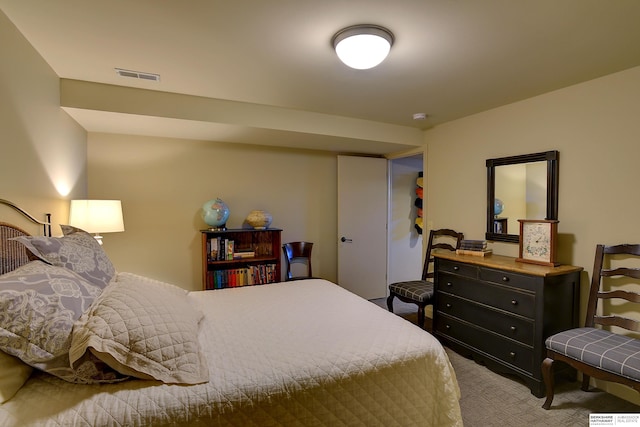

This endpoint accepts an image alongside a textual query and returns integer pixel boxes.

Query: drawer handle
[453,266,459,271]
[446,303,452,308]
[511,300,518,305]
[446,282,453,287]
[509,352,516,359]
[510,326,517,332]
[502,276,509,282]
[445,324,451,330]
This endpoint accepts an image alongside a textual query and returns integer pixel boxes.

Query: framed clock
[516,219,559,266]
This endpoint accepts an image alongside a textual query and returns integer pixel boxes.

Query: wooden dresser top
[433,250,583,277]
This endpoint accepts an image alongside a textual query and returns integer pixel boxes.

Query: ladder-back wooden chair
[542,243,640,409]
[387,228,464,329]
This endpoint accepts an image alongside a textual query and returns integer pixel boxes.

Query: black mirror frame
[486,150,559,243]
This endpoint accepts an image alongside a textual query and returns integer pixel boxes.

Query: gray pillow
[0,261,125,383]
[12,225,115,289]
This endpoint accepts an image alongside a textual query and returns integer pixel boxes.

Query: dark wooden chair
[387,228,464,329]
[542,243,640,410]
[282,241,314,280]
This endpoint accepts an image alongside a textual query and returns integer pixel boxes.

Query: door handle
[341,236,353,243]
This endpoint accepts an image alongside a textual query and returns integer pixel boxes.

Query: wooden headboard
[0,199,51,275]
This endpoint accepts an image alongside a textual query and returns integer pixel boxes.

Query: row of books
[207,237,234,261]
[207,237,256,261]
[205,264,278,289]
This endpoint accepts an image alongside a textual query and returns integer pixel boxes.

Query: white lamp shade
[333,25,394,70]
[69,200,125,234]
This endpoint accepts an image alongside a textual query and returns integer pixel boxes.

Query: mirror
[486,151,559,243]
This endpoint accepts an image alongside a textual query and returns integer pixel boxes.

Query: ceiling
[2,0,640,155]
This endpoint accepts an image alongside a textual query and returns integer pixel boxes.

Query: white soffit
[60,79,423,153]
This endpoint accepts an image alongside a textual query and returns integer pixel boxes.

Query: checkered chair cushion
[546,327,640,381]
[388,280,433,303]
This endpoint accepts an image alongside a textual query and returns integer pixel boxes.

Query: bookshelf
[201,228,282,290]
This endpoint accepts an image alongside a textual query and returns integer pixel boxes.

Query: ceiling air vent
[115,68,160,82]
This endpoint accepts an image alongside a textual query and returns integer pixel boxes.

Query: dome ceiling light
[332,24,394,70]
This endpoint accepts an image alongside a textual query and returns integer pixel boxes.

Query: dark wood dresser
[433,251,582,397]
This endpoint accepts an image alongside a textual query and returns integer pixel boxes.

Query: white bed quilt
[0,277,462,426]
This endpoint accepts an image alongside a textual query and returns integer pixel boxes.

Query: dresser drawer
[437,259,478,278]
[479,268,540,292]
[436,293,534,345]
[438,273,536,318]
[436,314,534,374]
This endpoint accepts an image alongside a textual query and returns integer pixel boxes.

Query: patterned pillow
[70,272,209,384]
[0,261,126,384]
[12,225,115,288]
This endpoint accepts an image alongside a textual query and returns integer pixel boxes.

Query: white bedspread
[0,277,462,426]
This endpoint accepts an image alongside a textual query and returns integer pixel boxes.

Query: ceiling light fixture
[332,24,394,70]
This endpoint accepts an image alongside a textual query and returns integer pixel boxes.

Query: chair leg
[581,374,591,392]
[541,357,555,410]
[417,305,425,329]
[386,294,394,312]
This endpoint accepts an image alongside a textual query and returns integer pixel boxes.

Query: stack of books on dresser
[456,240,492,256]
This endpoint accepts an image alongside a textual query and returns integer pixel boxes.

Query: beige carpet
[374,297,640,426]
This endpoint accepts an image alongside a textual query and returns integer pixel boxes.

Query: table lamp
[69,199,125,245]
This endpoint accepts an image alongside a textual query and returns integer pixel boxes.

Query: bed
[0,200,462,426]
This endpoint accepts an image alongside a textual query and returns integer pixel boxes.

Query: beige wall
[0,10,86,231]
[87,133,337,290]
[424,65,640,403]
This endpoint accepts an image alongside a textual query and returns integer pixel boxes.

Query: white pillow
[0,351,32,403]
[70,273,209,384]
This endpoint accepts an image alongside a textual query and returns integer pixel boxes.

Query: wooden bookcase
[201,228,282,290]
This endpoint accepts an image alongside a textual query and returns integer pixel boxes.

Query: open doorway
[387,154,424,288]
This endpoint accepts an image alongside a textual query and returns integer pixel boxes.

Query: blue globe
[202,198,230,229]
[494,198,504,216]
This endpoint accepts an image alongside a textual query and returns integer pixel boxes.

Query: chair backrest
[282,241,313,280]
[422,228,464,280]
[585,244,640,332]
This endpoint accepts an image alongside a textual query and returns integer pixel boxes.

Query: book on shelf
[226,240,234,260]
[233,250,256,259]
[208,236,219,261]
[209,238,236,261]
